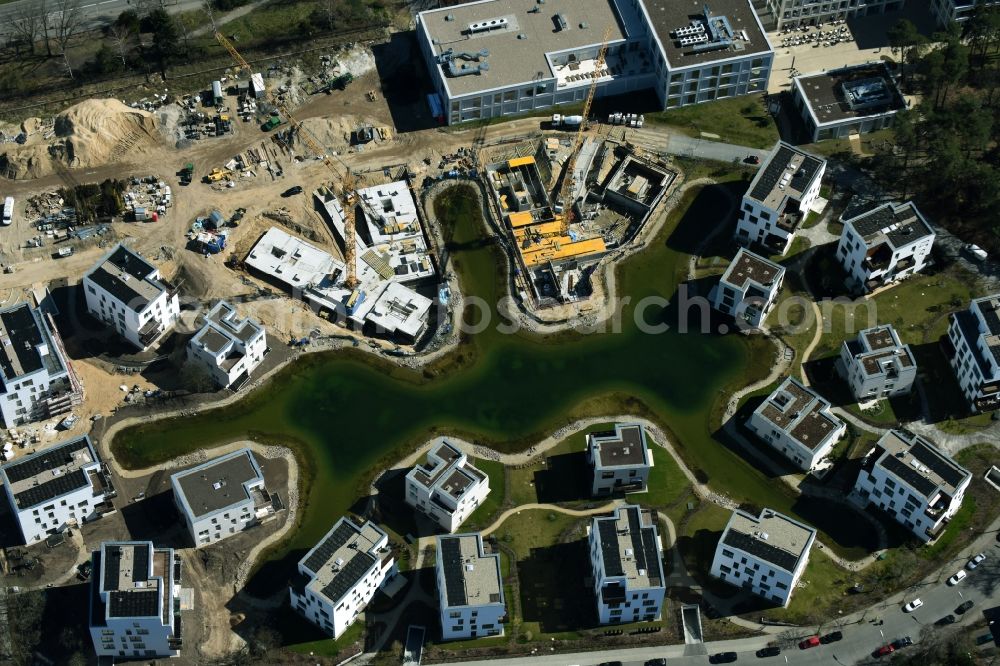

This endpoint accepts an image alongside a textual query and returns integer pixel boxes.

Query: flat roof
[1,436,99,511]
[746,141,825,211]
[721,508,815,573]
[645,0,772,69]
[419,0,628,96]
[757,376,843,451]
[299,517,387,605]
[172,448,264,519]
[589,423,650,469]
[845,325,914,377]
[869,430,971,499]
[98,541,170,621]
[355,281,433,339]
[593,505,664,589]
[206,301,263,345]
[973,295,1000,367]
[844,201,934,250]
[721,248,784,291]
[795,62,905,126]
[407,439,488,505]
[245,227,345,291]
[0,302,64,382]
[438,533,504,608]
[86,244,165,312]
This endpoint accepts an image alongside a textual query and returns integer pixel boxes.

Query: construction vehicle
[179,163,194,185]
[215,31,363,288]
[557,26,611,232]
[261,112,283,131]
[313,73,354,95]
[203,167,232,183]
[551,114,583,128]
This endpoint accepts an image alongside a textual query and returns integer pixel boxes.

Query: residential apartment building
[948,294,1000,413]
[170,448,280,548]
[405,440,490,533]
[757,0,906,30]
[1,435,114,544]
[792,62,906,142]
[735,141,826,254]
[187,301,267,390]
[854,430,972,541]
[586,423,654,496]
[437,533,506,640]
[709,248,786,328]
[417,0,773,125]
[89,541,183,659]
[836,201,935,293]
[746,376,846,471]
[289,517,397,639]
[83,244,180,350]
[0,302,83,427]
[709,507,816,607]
[838,325,916,401]
[589,505,665,625]
[931,0,1000,27]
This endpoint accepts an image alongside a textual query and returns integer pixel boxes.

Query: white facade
[838,325,917,401]
[437,533,506,640]
[854,430,972,541]
[709,248,786,328]
[171,448,278,548]
[931,0,1000,26]
[290,517,397,639]
[710,508,815,607]
[89,541,183,659]
[735,141,826,254]
[405,440,490,533]
[746,376,846,471]
[186,301,267,390]
[587,423,653,496]
[1,436,113,544]
[589,505,665,625]
[83,243,180,350]
[836,201,935,293]
[948,294,1000,413]
[0,302,83,427]
[759,0,905,29]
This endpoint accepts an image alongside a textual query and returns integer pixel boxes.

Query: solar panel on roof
[3,438,90,483]
[597,518,624,577]
[722,530,800,572]
[108,589,159,618]
[133,544,150,582]
[909,440,969,489]
[303,521,356,574]
[14,468,88,509]
[320,552,376,603]
[882,455,937,497]
[627,508,648,572]
[440,537,468,607]
[103,545,122,592]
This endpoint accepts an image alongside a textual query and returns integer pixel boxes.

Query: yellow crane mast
[558,26,612,233]
[215,32,360,288]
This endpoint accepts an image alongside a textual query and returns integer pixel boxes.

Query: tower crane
[215,32,361,288]
[557,26,612,233]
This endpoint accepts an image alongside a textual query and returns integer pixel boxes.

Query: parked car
[964,243,989,262]
[903,598,923,612]
[645,660,667,666]
[956,600,975,614]
[709,653,738,664]
[755,646,781,658]
[949,570,968,585]
[281,185,304,197]
[821,631,843,644]
[967,552,987,569]
[744,154,761,165]
[936,614,957,626]
[798,636,820,649]
[892,636,913,649]
[598,662,622,666]
[873,644,895,658]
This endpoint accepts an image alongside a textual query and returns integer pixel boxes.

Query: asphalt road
[629,128,771,165]
[0,0,202,40]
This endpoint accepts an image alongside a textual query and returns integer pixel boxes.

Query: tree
[146,8,179,78]
[887,19,927,90]
[38,0,53,57]
[52,0,85,78]
[108,23,135,69]
[9,6,42,56]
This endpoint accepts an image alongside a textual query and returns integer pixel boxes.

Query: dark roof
[795,63,905,125]
[0,303,45,380]
[106,244,155,281]
[103,545,122,592]
[302,520,355,574]
[319,551,376,604]
[14,469,88,510]
[749,144,824,205]
[911,440,969,489]
[89,551,108,627]
[590,424,649,468]
[440,536,467,607]
[109,589,159,618]
[628,505,662,587]
[721,249,784,290]
[598,518,624,577]
[644,0,772,68]
[847,202,933,248]
[173,450,261,518]
[722,528,798,571]
[3,437,91,483]
[954,310,994,376]
[882,455,937,497]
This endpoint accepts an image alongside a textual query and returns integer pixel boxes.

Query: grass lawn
[288,617,364,657]
[765,282,817,379]
[646,96,779,149]
[508,422,616,507]
[759,550,851,624]
[801,129,896,158]
[676,502,732,582]
[639,440,691,509]
[936,411,996,435]
[492,509,587,560]
[845,399,899,426]
[464,458,508,530]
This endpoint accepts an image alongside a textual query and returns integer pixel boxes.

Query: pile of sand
[0,99,162,180]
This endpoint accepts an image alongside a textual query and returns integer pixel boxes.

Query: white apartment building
[747,376,846,471]
[792,62,906,142]
[709,508,816,607]
[838,325,916,402]
[290,517,397,639]
[405,439,490,533]
[854,430,972,541]
[735,141,826,254]
[931,0,1000,27]
[0,302,83,428]
[589,505,665,625]
[1,435,114,544]
[187,301,267,390]
[836,201,935,293]
[709,248,786,328]
[758,0,906,31]
[948,294,1000,413]
[83,243,180,350]
[437,533,506,640]
[587,423,654,496]
[170,448,280,548]
[417,0,773,125]
[89,541,183,659]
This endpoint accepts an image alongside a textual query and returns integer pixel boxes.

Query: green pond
[114,179,802,564]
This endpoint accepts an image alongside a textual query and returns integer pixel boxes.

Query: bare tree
[9,6,42,56]
[37,0,53,57]
[51,0,84,77]
[108,23,134,69]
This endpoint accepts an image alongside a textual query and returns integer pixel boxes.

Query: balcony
[138,319,165,347]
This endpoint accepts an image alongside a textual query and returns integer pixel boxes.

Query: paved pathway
[629,128,771,164]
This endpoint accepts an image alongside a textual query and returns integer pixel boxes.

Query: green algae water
[113,182,774,558]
